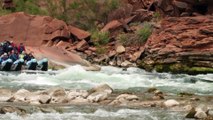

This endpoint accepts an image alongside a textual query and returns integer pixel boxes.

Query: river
[0,65,212,120]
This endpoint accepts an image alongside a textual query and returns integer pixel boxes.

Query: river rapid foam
[0,65,212,120]
[0,65,212,95]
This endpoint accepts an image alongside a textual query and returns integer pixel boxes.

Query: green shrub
[96,46,107,55]
[14,0,47,15]
[92,31,110,46]
[91,30,110,55]
[0,8,12,16]
[1,0,48,16]
[136,22,152,44]
[67,0,121,30]
[129,22,141,27]
[153,12,161,21]
[0,0,121,31]
[106,0,120,10]
[117,33,134,46]
[117,34,128,44]
[45,0,69,22]
[116,22,152,46]
[69,1,80,9]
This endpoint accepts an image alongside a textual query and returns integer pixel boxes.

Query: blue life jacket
[9,54,19,62]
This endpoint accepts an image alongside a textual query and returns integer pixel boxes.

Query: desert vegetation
[1,0,121,30]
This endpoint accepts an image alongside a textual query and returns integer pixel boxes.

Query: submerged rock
[70,97,89,104]
[147,88,158,93]
[0,106,26,115]
[83,64,101,71]
[39,107,57,113]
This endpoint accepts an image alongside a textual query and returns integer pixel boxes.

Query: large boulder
[88,84,113,95]
[69,26,91,40]
[43,87,67,103]
[116,45,126,54]
[87,91,109,103]
[70,97,89,104]
[186,107,208,119]
[101,16,136,32]
[194,108,208,119]
[163,99,180,107]
[25,92,51,105]
[0,12,70,46]
[66,90,88,101]
[26,46,89,67]
[87,84,113,103]
[140,16,213,74]
[66,90,89,104]
[9,89,31,103]
[109,94,139,106]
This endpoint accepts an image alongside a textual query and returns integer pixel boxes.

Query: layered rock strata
[140,16,213,74]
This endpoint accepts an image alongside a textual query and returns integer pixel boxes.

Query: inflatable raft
[0,58,48,71]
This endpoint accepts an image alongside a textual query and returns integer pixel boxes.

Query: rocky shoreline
[0,84,212,119]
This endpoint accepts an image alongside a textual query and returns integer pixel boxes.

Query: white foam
[0,109,184,120]
[0,65,213,95]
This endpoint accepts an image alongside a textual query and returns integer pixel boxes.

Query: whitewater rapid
[0,65,212,120]
[0,65,212,95]
[0,108,185,120]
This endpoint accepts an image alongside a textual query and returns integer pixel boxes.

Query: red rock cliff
[0,12,70,46]
[140,16,213,74]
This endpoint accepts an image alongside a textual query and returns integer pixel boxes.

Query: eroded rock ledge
[140,16,213,74]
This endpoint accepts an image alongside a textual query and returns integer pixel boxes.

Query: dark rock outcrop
[2,0,14,9]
